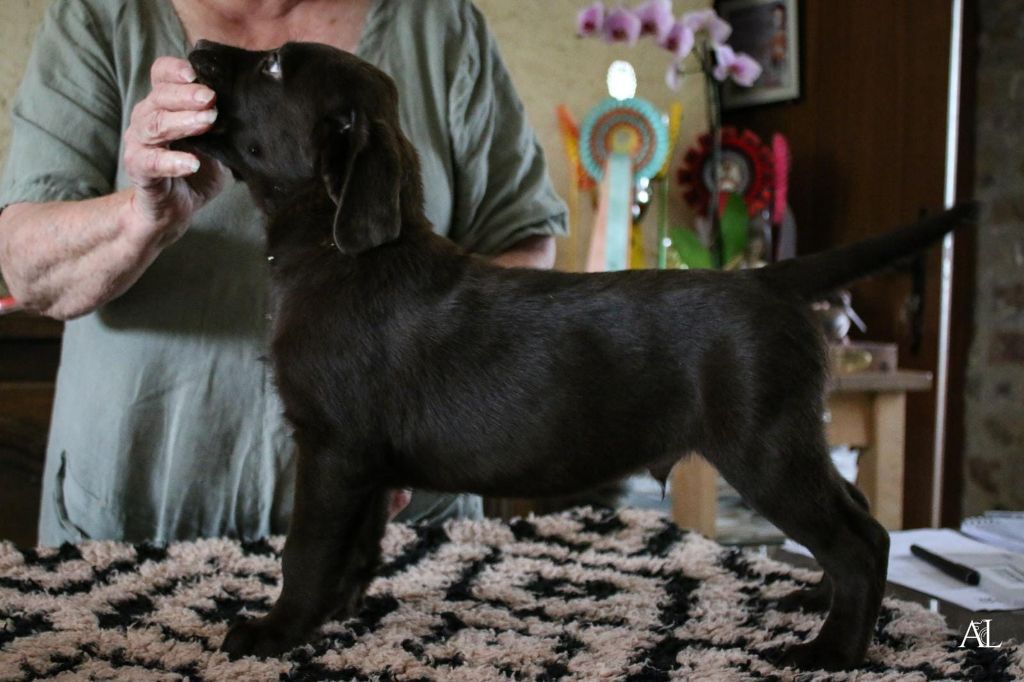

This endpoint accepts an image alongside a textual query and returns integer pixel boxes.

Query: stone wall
[962,0,1024,515]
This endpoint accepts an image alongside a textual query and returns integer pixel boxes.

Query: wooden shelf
[828,370,933,394]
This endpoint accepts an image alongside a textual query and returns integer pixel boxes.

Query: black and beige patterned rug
[1,508,1021,681]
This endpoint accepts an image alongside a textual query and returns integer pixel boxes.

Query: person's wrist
[120,187,186,256]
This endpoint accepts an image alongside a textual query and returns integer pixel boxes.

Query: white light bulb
[607,60,637,100]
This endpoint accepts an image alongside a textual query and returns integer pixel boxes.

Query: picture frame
[718,0,801,110]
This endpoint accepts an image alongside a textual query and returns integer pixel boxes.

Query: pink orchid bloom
[713,44,763,87]
[712,43,737,80]
[603,7,642,45]
[681,8,732,44]
[728,52,763,86]
[635,0,674,42]
[660,20,695,60]
[665,61,683,90]
[576,2,605,37]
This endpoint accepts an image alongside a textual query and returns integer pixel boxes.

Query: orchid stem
[702,45,723,269]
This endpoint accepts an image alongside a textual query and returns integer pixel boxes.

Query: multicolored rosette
[579,97,670,183]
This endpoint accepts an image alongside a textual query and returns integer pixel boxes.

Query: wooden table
[671,370,934,537]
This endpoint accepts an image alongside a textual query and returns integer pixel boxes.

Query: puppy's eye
[248,145,261,156]
[262,52,282,79]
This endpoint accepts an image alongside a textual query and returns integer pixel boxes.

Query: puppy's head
[177,40,422,254]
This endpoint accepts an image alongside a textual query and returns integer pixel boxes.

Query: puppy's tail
[756,203,978,300]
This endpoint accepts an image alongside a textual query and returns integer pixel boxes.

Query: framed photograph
[718,0,800,110]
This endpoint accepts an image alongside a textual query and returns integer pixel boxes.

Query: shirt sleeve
[0,0,121,211]
[445,2,568,256]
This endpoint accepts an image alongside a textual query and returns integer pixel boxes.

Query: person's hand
[123,56,227,248]
[387,489,412,520]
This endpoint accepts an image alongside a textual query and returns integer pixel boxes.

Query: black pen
[910,544,980,586]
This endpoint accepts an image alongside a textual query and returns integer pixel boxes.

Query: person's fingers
[147,83,216,113]
[129,103,218,147]
[387,489,413,520]
[188,154,229,203]
[125,144,201,186]
[150,56,197,86]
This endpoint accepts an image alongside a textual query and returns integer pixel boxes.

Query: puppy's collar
[265,239,337,265]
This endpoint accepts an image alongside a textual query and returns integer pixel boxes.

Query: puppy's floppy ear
[318,110,402,255]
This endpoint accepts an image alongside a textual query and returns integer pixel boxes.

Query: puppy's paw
[220,616,305,659]
[775,640,859,672]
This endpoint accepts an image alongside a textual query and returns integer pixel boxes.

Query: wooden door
[722,0,974,527]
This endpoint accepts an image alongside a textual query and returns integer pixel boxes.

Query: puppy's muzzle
[188,39,229,85]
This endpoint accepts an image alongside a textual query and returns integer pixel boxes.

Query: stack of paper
[783,528,1024,611]
[961,511,1024,554]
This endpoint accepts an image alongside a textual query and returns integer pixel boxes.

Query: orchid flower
[603,7,642,45]
[576,2,605,38]
[661,19,696,91]
[660,20,695,59]
[573,2,760,91]
[665,62,683,90]
[634,0,674,43]
[681,8,732,45]
[712,44,763,86]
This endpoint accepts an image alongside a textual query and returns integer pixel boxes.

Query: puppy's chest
[268,280,385,364]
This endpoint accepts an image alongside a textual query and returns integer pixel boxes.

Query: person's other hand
[387,489,412,520]
[123,56,227,248]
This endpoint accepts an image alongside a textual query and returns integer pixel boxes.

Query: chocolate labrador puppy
[175,40,975,670]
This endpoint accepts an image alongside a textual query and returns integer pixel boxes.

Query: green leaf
[669,227,713,269]
[720,193,749,265]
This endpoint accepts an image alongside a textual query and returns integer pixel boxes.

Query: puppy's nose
[189,41,224,81]
[193,38,224,52]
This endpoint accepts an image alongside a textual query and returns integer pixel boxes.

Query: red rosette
[677,126,773,217]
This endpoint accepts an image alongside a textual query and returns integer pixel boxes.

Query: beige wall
[0,0,50,169]
[0,1,708,270]
[477,0,709,269]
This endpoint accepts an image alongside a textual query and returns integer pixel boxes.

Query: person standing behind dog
[0,0,567,545]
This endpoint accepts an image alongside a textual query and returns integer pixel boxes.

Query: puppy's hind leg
[775,572,832,613]
[220,438,389,659]
[775,481,871,613]
[708,431,888,672]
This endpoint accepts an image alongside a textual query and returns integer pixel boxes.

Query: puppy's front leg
[221,443,389,659]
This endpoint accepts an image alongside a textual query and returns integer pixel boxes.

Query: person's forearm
[0,190,168,320]
[491,234,556,270]
[0,55,227,322]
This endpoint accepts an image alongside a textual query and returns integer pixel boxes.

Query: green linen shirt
[0,0,566,545]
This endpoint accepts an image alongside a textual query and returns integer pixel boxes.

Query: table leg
[858,392,907,530]
[671,456,718,538]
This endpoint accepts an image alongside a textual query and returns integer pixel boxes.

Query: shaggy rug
[1,508,1020,681]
